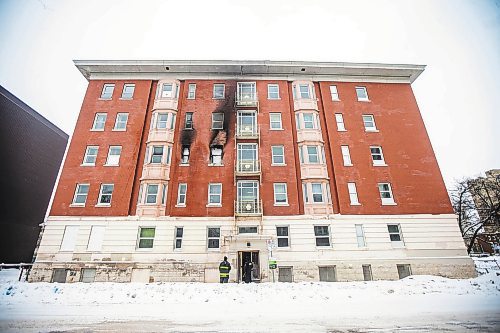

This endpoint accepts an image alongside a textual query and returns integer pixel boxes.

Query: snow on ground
[1,258,499,332]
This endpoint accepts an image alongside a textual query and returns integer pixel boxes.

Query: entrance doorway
[238,251,260,282]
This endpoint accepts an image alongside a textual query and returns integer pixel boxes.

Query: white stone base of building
[29,214,476,283]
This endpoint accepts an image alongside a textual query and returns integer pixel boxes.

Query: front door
[238,251,260,282]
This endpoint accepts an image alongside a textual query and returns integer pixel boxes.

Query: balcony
[236,125,259,139]
[235,199,263,216]
[235,160,261,175]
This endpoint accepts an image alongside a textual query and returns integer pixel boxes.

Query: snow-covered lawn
[1,258,499,332]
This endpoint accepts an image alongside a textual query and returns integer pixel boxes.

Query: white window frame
[145,184,159,204]
[155,113,169,130]
[137,227,156,249]
[113,113,129,131]
[330,85,339,101]
[97,184,114,206]
[271,145,285,165]
[355,224,366,247]
[378,183,396,205]
[100,84,114,99]
[60,226,79,252]
[207,183,222,206]
[176,183,187,207]
[276,226,290,248]
[105,146,122,166]
[370,146,386,166]
[149,145,165,164]
[267,84,280,99]
[82,146,99,166]
[273,183,288,205]
[91,113,107,131]
[303,145,320,164]
[213,84,225,99]
[174,227,183,249]
[121,84,135,99]
[207,227,221,250]
[388,224,404,247]
[212,113,224,129]
[71,184,89,206]
[87,226,105,252]
[335,113,345,131]
[269,113,283,130]
[347,182,360,205]
[341,146,352,166]
[311,183,324,203]
[298,84,312,99]
[160,83,173,98]
[314,225,331,247]
[187,83,196,99]
[356,86,369,101]
[362,114,377,132]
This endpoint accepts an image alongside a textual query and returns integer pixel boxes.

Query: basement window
[137,227,155,249]
[80,268,96,283]
[238,226,258,234]
[210,146,223,165]
[181,146,190,164]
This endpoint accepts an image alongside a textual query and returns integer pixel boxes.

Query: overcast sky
[0,0,498,186]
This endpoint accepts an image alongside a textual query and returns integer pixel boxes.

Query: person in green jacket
[219,256,231,283]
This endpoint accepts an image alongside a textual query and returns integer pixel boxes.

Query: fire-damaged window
[185,112,193,129]
[212,113,224,129]
[181,145,190,164]
[210,146,223,165]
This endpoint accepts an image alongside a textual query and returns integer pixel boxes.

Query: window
[341,146,352,166]
[100,84,114,99]
[177,183,187,206]
[299,84,311,99]
[278,267,293,282]
[271,146,285,165]
[113,113,128,131]
[156,113,169,129]
[348,183,360,205]
[92,113,107,131]
[210,146,223,165]
[370,146,386,166]
[160,83,173,98]
[137,227,155,249]
[355,224,366,247]
[145,184,159,204]
[330,85,339,101]
[269,113,282,130]
[208,183,222,205]
[306,146,319,163]
[150,146,164,164]
[60,226,79,251]
[82,146,99,165]
[175,227,183,249]
[121,84,135,99]
[212,113,224,129]
[181,145,190,164]
[319,266,337,282]
[335,114,345,131]
[362,265,373,281]
[72,184,89,205]
[187,83,196,99]
[238,226,258,234]
[87,226,105,251]
[303,113,315,129]
[314,226,330,246]
[213,84,225,99]
[388,224,404,244]
[185,112,193,129]
[311,183,324,203]
[161,184,167,204]
[302,183,309,203]
[296,113,319,130]
[105,146,122,166]
[80,268,96,283]
[237,82,256,102]
[397,264,412,279]
[362,115,377,131]
[356,86,369,101]
[207,227,220,249]
[378,183,395,205]
[97,184,114,206]
[273,183,288,205]
[277,226,289,247]
[268,84,280,99]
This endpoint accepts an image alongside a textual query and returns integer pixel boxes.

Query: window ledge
[271,163,287,167]
[344,163,353,167]
[136,248,154,251]
[112,129,127,132]
[103,164,119,167]
[95,204,111,207]
[337,129,347,132]
[274,203,289,206]
[179,164,190,167]
[373,163,388,167]
[206,204,222,208]
[267,98,281,100]
[365,129,379,133]
[331,98,340,102]
[98,98,112,101]
[382,202,397,206]
[357,99,370,102]
[69,204,85,208]
[80,164,95,167]
[207,248,221,251]
[270,128,284,131]
[212,97,225,100]
[119,98,133,100]
[350,203,361,206]
[90,129,105,132]
[211,128,224,130]
[175,204,186,208]
[208,163,224,167]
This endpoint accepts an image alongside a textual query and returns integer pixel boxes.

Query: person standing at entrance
[219,256,231,283]
[244,261,253,283]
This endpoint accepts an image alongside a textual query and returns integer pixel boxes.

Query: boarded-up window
[51,269,67,283]
[81,268,96,283]
[362,265,373,281]
[397,264,412,279]
[278,267,293,282]
[60,226,79,251]
[87,226,105,251]
[319,266,337,282]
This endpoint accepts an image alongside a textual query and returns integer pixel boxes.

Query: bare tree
[450,172,500,254]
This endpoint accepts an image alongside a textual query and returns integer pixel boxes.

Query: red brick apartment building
[30,60,475,283]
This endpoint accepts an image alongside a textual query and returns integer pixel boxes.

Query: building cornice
[73,60,425,83]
